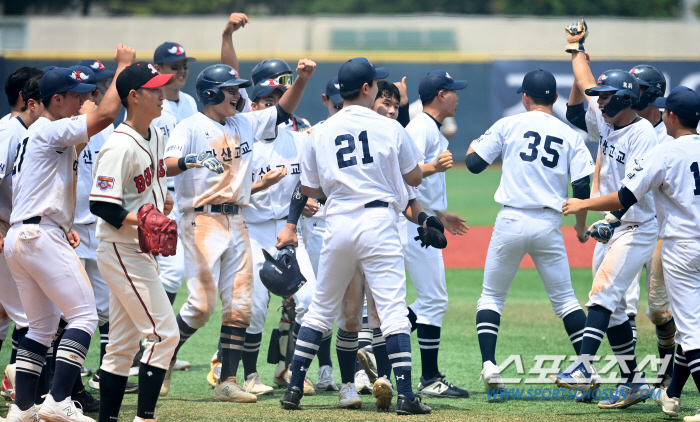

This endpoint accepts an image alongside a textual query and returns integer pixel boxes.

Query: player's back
[307,105,419,216]
[476,111,594,210]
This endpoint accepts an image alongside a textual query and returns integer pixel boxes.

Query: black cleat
[73,388,100,413]
[416,373,470,398]
[395,394,431,415]
[280,386,303,410]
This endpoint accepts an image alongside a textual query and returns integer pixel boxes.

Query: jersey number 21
[335,130,374,169]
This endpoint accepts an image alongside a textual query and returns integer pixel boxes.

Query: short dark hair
[42,91,67,108]
[340,79,374,101]
[19,75,42,112]
[529,95,556,107]
[5,67,43,108]
[120,88,142,109]
[375,80,400,104]
[421,96,436,107]
[678,115,700,130]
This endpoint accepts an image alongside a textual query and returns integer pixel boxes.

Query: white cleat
[316,365,339,391]
[243,372,274,396]
[159,360,176,397]
[38,394,95,422]
[653,387,680,417]
[132,418,158,422]
[213,376,257,403]
[372,376,394,411]
[172,359,190,371]
[3,403,43,422]
[2,364,16,401]
[481,361,505,394]
[354,370,372,395]
[339,383,362,409]
[685,409,700,422]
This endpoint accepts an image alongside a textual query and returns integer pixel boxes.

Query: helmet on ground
[251,59,292,86]
[585,70,640,117]
[196,64,250,106]
[630,65,666,110]
[259,246,307,297]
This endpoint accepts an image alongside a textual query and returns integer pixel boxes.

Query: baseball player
[163,44,315,403]
[561,86,700,422]
[402,70,470,398]
[553,25,658,409]
[3,45,135,422]
[467,69,593,394]
[0,71,43,405]
[280,57,431,415]
[90,61,184,422]
[0,67,44,124]
[250,59,310,131]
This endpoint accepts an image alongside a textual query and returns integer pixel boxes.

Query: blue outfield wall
[1,58,698,158]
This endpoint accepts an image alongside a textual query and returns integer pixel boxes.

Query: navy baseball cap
[40,67,97,98]
[154,42,196,64]
[418,70,468,102]
[655,86,700,120]
[338,57,388,92]
[252,79,287,101]
[325,76,342,104]
[517,69,557,99]
[42,66,57,73]
[78,60,115,81]
[116,62,175,100]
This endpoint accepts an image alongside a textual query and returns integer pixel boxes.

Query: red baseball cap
[116,61,174,100]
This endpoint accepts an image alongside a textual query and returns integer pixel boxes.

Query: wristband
[177,157,188,171]
[418,212,428,226]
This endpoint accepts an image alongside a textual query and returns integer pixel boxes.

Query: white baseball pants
[74,222,110,326]
[662,238,700,351]
[624,239,671,325]
[158,205,186,294]
[0,220,28,329]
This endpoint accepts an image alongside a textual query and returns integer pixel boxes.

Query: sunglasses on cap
[272,73,293,86]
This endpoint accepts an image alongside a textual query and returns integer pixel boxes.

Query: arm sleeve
[618,187,638,208]
[163,123,190,159]
[89,200,130,229]
[610,208,630,220]
[465,152,489,174]
[275,104,291,126]
[286,181,307,225]
[300,133,320,189]
[566,102,587,132]
[46,114,89,148]
[397,105,410,128]
[471,120,505,164]
[571,175,591,200]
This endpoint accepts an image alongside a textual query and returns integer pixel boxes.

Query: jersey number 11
[336,131,374,169]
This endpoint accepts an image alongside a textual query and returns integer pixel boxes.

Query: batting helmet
[196,64,251,107]
[630,65,666,111]
[251,59,292,86]
[585,70,640,117]
[259,246,307,297]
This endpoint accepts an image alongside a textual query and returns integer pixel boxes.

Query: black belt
[365,200,388,208]
[23,216,41,224]
[194,204,239,215]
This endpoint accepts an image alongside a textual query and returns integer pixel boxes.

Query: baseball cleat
[73,388,100,413]
[273,363,289,388]
[210,351,219,368]
[316,365,338,391]
[597,380,651,409]
[416,373,470,398]
[481,361,505,394]
[128,366,139,377]
[354,370,372,395]
[372,376,394,411]
[338,383,362,409]
[395,394,431,415]
[213,376,257,403]
[685,409,700,422]
[39,393,96,422]
[552,362,597,390]
[207,362,221,388]
[280,386,302,410]
[655,374,672,390]
[88,373,138,394]
[159,360,176,397]
[357,346,378,384]
[132,417,157,422]
[3,403,42,422]
[2,364,16,401]
[80,367,92,378]
[284,369,315,396]
[172,359,191,371]
[654,387,680,417]
[244,372,274,396]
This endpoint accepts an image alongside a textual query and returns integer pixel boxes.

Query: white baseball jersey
[405,112,448,212]
[150,92,197,140]
[654,119,675,144]
[0,117,28,223]
[242,128,306,223]
[0,113,10,124]
[623,134,700,240]
[91,123,167,245]
[75,125,113,225]
[10,115,89,231]
[472,110,595,210]
[164,107,277,210]
[587,101,658,224]
[301,105,423,216]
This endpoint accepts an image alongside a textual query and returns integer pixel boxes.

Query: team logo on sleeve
[96,176,115,191]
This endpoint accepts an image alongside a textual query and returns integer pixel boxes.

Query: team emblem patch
[96,176,115,190]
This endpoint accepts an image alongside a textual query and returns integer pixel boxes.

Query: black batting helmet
[630,65,667,111]
[196,64,250,107]
[251,59,292,86]
[259,246,307,297]
[585,70,640,118]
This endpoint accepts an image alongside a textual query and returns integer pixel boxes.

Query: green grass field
[2,167,696,421]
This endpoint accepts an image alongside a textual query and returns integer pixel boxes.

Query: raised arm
[571,51,596,104]
[221,13,250,72]
[278,59,316,115]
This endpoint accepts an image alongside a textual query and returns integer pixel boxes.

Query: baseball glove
[565,19,588,53]
[415,215,448,249]
[137,204,178,257]
[585,213,621,244]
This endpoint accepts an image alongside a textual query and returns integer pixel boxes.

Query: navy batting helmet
[585,70,640,117]
[259,246,307,297]
[630,65,666,111]
[196,65,251,107]
[251,59,292,86]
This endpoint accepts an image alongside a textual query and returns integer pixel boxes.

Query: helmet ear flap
[201,88,225,105]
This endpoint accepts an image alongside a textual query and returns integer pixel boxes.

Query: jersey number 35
[519,131,563,169]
